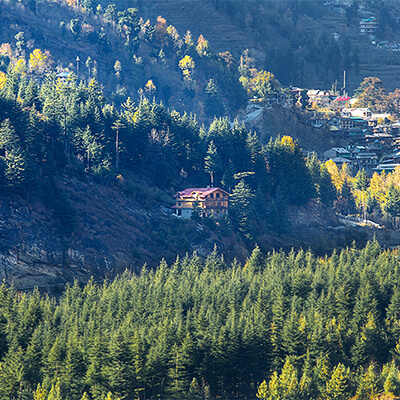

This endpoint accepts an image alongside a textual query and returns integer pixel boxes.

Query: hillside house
[354,152,378,173]
[360,17,378,35]
[374,163,400,173]
[323,147,351,160]
[330,157,355,169]
[309,117,327,128]
[173,187,229,218]
[328,116,369,132]
[378,41,400,52]
[342,108,372,118]
[380,150,400,165]
[307,89,336,107]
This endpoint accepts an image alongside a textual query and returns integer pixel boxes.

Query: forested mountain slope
[0,0,247,120]
[3,242,400,400]
[0,65,379,290]
[2,0,400,291]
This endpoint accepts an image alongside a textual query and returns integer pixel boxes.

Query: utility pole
[112,120,124,170]
[343,70,346,97]
[76,56,80,76]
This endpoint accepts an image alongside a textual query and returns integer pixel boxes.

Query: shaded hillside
[0,172,382,291]
[0,0,247,120]
[142,0,400,91]
[0,174,250,290]
[0,65,380,289]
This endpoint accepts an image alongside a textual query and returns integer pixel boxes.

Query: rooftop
[174,187,229,198]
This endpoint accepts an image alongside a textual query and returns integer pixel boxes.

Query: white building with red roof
[173,187,229,218]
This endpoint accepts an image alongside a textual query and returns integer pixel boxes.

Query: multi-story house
[360,17,378,35]
[173,187,229,218]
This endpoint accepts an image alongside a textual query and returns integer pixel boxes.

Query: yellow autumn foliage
[29,49,47,73]
[280,135,295,148]
[178,55,195,79]
[325,160,352,193]
[144,79,156,94]
[14,58,26,75]
[0,72,6,89]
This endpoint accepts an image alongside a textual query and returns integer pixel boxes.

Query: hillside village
[242,81,400,177]
[310,94,400,175]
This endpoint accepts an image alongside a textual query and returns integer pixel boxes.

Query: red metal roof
[334,96,351,101]
[174,187,229,198]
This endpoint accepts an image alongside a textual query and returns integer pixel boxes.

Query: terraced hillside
[141,0,258,57]
[142,0,400,92]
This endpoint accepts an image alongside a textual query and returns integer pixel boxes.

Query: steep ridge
[141,0,258,57]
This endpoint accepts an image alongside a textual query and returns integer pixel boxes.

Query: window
[210,193,214,199]
[216,193,220,199]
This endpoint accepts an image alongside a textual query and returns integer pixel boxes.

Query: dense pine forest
[2,242,400,399]
[0,65,335,243]
[6,2,400,399]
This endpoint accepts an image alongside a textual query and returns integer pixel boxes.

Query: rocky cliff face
[0,191,117,290]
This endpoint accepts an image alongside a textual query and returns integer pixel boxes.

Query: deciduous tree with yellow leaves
[29,49,48,75]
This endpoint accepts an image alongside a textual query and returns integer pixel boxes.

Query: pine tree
[63,332,86,399]
[131,330,146,398]
[268,371,280,400]
[319,165,336,206]
[166,344,189,398]
[204,79,224,117]
[33,383,47,400]
[80,392,90,400]
[279,357,299,400]
[384,362,400,397]
[85,332,108,399]
[204,141,222,187]
[325,363,352,400]
[25,326,44,388]
[230,179,255,239]
[188,377,202,399]
[220,159,236,191]
[245,245,264,274]
[356,364,380,400]
[47,381,62,400]
[0,119,19,157]
[106,330,134,399]
[0,344,26,400]
[4,148,33,192]
[256,380,268,399]
[282,312,299,359]
[352,312,384,366]
[384,184,400,223]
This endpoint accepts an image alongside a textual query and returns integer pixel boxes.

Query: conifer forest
[5,242,400,400]
[5,0,400,399]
